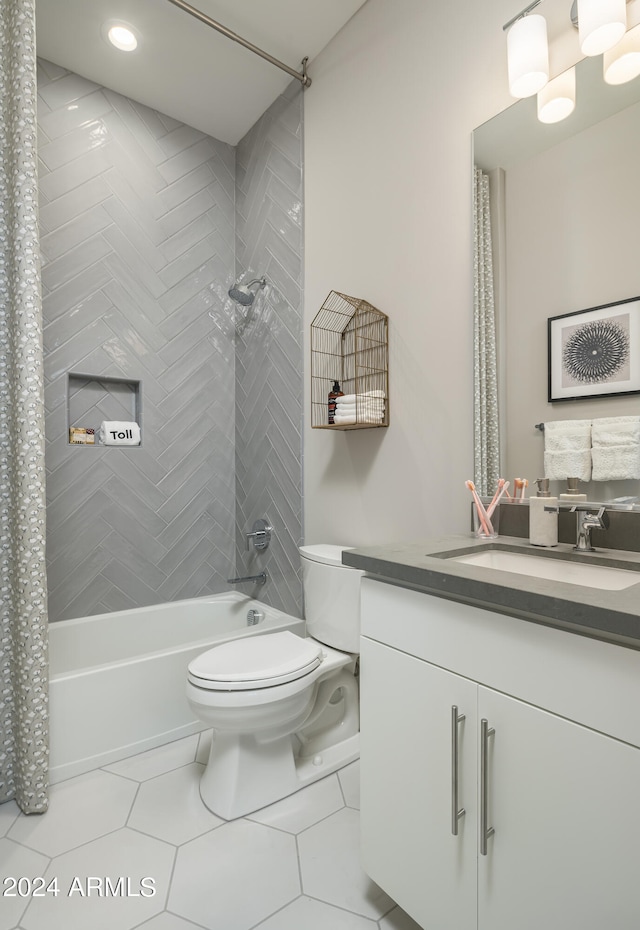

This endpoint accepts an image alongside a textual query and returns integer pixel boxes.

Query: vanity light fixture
[603,22,640,84]
[537,67,576,122]
[505,2,550,98]
[104,22,138,52]
[576,0,626,56]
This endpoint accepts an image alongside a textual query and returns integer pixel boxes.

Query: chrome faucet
[227,571,267,585]
[245,518,272,551]
[571,505,609,552]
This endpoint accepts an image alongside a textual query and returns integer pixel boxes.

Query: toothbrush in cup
[487,480,510,519]
[466,480,494,536]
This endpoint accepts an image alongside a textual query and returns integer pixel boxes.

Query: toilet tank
[300,545,363,654]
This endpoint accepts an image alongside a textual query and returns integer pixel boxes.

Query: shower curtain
[473,166,500,497]
[0,0,49,813]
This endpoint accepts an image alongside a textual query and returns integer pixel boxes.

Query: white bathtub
[49,592,305,783]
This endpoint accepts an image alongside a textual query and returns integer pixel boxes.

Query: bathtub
[49,592,305,783]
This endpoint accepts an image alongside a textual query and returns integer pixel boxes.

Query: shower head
[228,277,267,306]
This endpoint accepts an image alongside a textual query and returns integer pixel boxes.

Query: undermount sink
[451,549,640,591]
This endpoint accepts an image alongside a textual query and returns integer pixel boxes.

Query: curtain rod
[166,0,311,87]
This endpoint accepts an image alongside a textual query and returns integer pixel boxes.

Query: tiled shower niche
[67,373,141,446]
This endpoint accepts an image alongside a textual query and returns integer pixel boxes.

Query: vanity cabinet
[360,576,640,930]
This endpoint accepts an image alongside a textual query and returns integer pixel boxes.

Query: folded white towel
[544,418,592,432]
[335,401,385,414]
[591,416,640,480]
[337,390,386,405]
[543,419,591,452]
[543,419,591,480]
[592,446,640,481]
[333,412,384,425]
[543,450,592,482]
[99,421,141,446]
[591,416,640,447]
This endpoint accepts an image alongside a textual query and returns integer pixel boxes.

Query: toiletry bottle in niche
[529,477,558,547]
[559,477,587,502]
[328,381,343,425]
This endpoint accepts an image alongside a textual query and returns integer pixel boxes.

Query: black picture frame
[548,296,640,403]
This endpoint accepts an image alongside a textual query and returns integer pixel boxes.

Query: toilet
[186,544,363,819]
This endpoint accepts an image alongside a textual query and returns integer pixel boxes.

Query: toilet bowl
[186,545,362,820]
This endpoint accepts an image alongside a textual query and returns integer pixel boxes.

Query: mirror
[473,54,640,506]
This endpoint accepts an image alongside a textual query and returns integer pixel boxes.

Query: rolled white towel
[543,449,591,482]
[99,421,141,445]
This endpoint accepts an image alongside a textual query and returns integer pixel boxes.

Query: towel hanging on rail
[543,419,591,481]
[591,416,640,481]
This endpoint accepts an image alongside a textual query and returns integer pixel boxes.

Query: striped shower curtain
[0,0,49,813]
[473,167,500,497]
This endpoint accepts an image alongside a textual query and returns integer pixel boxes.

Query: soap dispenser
[327,381,343,425]
[559,477,587,502]
[529,478,558,547]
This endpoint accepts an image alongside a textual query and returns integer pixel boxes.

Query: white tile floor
[1,734,422,930]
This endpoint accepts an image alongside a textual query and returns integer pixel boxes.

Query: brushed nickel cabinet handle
[480,718,495,856]
[451,705,466,835]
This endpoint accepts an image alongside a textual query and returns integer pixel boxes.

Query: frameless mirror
[473,53,640,507]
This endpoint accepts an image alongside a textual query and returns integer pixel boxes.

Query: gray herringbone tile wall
[38,58,239,621]
[234,84,304,616]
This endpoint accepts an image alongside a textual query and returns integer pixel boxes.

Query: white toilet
[186,545,363,819]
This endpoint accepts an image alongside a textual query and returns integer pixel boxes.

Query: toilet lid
[188,631,323,691]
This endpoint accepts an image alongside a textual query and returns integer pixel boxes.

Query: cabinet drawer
[361,576,640,748]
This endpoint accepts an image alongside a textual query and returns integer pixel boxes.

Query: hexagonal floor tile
[298,807,394,920]
[338,760,360,809]
[168,819,300,929]
[247,773,344,834]
[20,827,174,930]
[127,762,223,845]
[7,770,137,857]
[254,894,377,929]
[0,839,49,930]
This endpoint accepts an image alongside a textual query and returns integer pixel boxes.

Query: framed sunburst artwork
[548,296,640,402]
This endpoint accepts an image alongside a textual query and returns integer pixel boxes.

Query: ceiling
[34,0,369,145]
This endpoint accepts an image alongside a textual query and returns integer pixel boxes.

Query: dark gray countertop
[342,535,640,649]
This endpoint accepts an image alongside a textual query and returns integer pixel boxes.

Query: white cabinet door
[478,686,640,930]
[360,637,478,930]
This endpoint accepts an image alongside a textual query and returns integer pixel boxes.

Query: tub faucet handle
[246,518,272,551]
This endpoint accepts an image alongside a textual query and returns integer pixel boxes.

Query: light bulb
[107,24,138,52]
[604,24,640,85]
[578,0,626,56]
[507,14,549,98]
[537,68,576,123]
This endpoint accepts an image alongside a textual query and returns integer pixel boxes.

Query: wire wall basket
[311,291,389,430]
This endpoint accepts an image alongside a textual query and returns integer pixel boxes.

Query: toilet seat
[188,631,323,691]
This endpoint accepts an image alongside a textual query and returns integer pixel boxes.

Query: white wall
[303,0,521,546]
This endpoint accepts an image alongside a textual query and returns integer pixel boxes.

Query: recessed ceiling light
[105,23,138,52]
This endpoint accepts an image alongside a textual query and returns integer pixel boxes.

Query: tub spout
[227,571,267,585]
